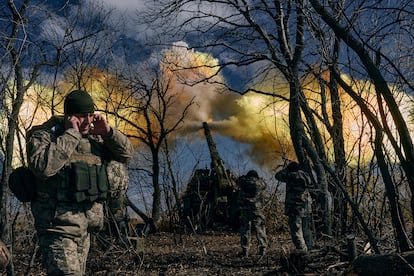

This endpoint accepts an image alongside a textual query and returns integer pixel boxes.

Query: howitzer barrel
[180,122,240,232]
[202,122,235,190]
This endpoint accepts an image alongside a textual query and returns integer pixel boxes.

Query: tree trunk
[332,70,412,251]
[329,19,348,239]
[300,91,331,236]
[310,0,414,249]
[373,130,411,251]
[1,0,31,239]
[151,150,161,227]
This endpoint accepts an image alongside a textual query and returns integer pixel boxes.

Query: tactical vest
[37,137,109,203]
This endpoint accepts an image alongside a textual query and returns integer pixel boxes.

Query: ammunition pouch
[55,162,109,203]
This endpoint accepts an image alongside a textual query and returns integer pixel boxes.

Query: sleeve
[102,128,134,163]
[27,128,81,178]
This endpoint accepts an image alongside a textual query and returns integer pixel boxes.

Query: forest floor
[11,229,352,275]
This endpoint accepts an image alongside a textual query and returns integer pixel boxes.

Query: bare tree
[0,0,54,239]
[0,2,128,273]
[41,1,120,103]
[309,0,414,252]
[120,61,196,229]
[140,0,414,252]
[0,1,57,274]
[142,0,333,235]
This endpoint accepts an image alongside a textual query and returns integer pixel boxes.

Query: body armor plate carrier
[38,137,109,203]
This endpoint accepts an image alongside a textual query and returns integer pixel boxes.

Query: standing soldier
[27,90,134,275]
[237,170,268,258]
[275,161,313,253]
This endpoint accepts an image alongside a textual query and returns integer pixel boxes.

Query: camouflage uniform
[275,165,313,253]
[237,171,268,257]
[27,116,133,275]
[105,160,130,239]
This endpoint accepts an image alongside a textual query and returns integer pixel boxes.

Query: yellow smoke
[161,45,414,169]
[161,42,230,125]
[303,71,414,166]
[159,44,295,167]
[15,45,414,171]
[18,69,141,148]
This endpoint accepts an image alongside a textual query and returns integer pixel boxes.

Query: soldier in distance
[275,161,313,253]
[237,170,268,258]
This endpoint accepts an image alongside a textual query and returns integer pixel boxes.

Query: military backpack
[9,166,36,202]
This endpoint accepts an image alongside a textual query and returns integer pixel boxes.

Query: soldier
[27,90,134,275]
[237,170,268,258]
[275,161,313,253]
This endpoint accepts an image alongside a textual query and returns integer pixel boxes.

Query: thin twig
[186,216,207,255]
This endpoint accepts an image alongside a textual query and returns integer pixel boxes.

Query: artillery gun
[182,122,240,231]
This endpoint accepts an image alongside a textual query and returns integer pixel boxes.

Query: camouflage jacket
[237,175,267,212]
[27,116,134,202]
[275,168,312,216]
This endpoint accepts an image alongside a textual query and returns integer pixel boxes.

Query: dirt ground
[90,231,286,276]
[88,230,349,275]
[10,230,350,275]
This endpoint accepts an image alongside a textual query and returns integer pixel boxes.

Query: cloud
[97,0,147,11]
[39,19,65,44]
